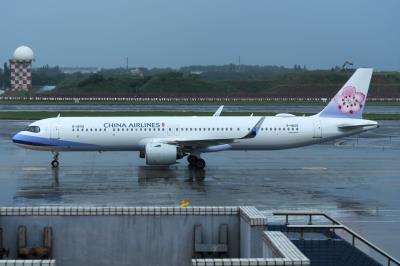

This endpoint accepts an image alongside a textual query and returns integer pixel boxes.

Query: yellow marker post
[179,200,190,207]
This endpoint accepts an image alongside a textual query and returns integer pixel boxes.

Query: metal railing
[273,211,400,266]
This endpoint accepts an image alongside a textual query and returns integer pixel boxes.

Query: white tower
[9,46,34,91]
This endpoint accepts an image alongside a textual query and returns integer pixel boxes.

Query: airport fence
[1,96,399,103]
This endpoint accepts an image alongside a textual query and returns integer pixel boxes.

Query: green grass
[1,111,398,120]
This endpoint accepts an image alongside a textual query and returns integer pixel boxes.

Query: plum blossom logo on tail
[334,86,365,114]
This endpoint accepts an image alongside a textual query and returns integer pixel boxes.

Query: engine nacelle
[145,143,180,165]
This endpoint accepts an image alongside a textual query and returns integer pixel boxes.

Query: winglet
[212,105,224,117]
[241,117,265,139]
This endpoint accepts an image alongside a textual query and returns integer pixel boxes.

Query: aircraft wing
[163,116,265,149]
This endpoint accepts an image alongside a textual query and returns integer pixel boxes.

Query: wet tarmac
[0,104,399,114]
[0,120,399,257]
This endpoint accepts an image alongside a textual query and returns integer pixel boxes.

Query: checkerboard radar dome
[9,59,32,91]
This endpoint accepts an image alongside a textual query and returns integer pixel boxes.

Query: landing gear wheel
[51,160,59,168]
[187,155,197,165]
[195,158,206,169]
[51,152,59,168]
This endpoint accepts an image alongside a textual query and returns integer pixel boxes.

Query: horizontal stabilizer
[338,122,378,129]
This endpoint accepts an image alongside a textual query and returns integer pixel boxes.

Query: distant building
[190,71,203,76]
[8,46,34,91]
[130,68,144,77]
[60,67,99,74]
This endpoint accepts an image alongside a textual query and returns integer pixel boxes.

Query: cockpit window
[25,126,40,133]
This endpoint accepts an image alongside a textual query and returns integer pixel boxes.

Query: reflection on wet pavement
[0,120,399,256]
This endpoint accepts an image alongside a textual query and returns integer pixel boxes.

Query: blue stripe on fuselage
[12,133,98,147]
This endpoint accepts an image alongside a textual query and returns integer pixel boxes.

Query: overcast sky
[1,0,399,70]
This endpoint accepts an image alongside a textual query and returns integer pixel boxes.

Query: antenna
[126,56,129,71]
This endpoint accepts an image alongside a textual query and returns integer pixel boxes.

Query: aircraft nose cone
[12,132,21,143]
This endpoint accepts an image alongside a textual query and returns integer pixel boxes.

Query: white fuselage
[12,116,378,152]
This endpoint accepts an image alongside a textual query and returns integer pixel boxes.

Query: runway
[0,120,399,257]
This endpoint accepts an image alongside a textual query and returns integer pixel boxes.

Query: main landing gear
[51,152,59,168]
[187,155,206,170]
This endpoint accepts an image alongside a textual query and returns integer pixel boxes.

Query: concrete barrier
[0,207,241,266]
[0,206,313,266]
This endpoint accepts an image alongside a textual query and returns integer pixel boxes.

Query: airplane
[12,68,378,169]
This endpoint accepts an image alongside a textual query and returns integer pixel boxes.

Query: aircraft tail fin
[318,68,373,119]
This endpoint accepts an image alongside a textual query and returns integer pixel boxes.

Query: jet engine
[145,143,184,165]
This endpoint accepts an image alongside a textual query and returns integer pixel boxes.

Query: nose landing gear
[51,152,59,168]
[187,154,206,169]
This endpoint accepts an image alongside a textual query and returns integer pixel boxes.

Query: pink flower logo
[334,86,365,114]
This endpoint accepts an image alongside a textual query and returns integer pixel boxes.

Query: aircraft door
[313,120,322,138]
[50,123,61,139]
